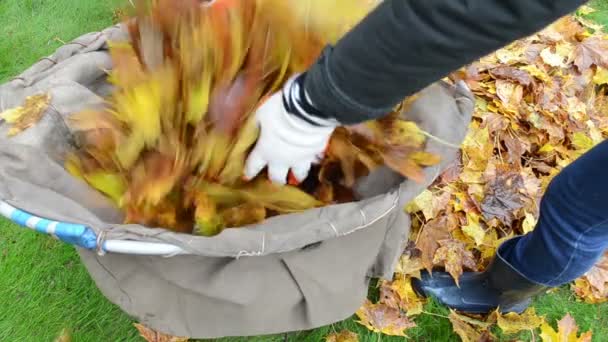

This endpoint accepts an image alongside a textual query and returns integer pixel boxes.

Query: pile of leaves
[66,0,437,236]
[356,7,608,339]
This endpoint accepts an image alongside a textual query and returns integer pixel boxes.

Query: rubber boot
[411,237,547,314]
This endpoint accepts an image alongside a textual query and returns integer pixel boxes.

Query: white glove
[244,74,338,185]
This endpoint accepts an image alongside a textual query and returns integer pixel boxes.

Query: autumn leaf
[573,36,608,72]
[462,212,485,246]
[433,239,478,285]
[539,314,593,342]
[448,310,494,342]
[0,93,51,136]
[355,300,416,337]
[54,329,71,342]
[325,330,359,342]
[416,217,450,273]
[480,166,526,226]
[496,307,545,335]
[134,323,189,342]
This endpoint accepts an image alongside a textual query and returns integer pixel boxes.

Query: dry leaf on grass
[325,330,359,342]
[496,307,545,335]
[539,314,593,342]
[134,323,189,342]
[355,300,416,336]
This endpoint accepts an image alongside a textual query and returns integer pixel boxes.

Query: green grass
[1,1,608,341]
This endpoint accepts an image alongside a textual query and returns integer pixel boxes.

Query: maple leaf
[0,93,51,136]
[573,36,608,72]
[134,323,189,342]
[480,165,526,226]
[539,314,593,342]
[489,66,533,86]
[416,217,450,273]
[432,239,478,286]
[379,276,425,316]
[448,310,494,342]
[496,307,545,335]
[355,300,416,337]
[325,330,359,342]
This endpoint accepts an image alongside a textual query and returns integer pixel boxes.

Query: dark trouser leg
[501,140,608,286]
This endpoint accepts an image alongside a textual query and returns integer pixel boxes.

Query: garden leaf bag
[0,25,473,338]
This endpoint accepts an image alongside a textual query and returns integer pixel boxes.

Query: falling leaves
[134,323,189,342]
[68,0,433,236]
[539,314,593,342]
[0,93,51,136]
[355,300,416,336]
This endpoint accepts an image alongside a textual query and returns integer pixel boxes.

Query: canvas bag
[0,25,474,338]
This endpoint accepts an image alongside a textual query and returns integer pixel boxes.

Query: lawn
[1,1,607,341]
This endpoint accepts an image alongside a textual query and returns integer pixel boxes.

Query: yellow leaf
[593,67,608,85]
[577,5,596,16]
[390,276,425,316]
[0,93,51,136]
[405,190,433,216]
[496,307,545,335]
[240,179,322,213]
[325,330,359,342]
[409,151,441,166]
[462,213,485,246]
[218,115,260,185]
[193,193,224,237]
[186,76,212,124]
[571,132,594,151]
[539,143,555,153]
[83,172,126,204]
[387,120,426,146]
[522,212,537,234]
[540,314,593,342]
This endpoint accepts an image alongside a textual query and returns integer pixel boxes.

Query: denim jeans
[500,139,608,287]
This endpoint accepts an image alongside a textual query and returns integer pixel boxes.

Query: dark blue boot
[411,237,547,314]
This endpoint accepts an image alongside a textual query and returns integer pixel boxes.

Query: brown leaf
[481,166,526,226]
[433,239,478,285]
[134,323,189,342]
[489,66,533,86]
[1,93,51,136]
[416,217,450,273]
[583,252,608,294]
[573,36,608,72]
[355,300,416,337]
[325,330,359,342]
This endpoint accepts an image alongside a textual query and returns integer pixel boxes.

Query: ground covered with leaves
[1,1,608,342]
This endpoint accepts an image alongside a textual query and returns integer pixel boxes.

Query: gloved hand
[244,74,338,185]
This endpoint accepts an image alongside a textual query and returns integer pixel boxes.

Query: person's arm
[305,0,587,124]
[245,0,587,184]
